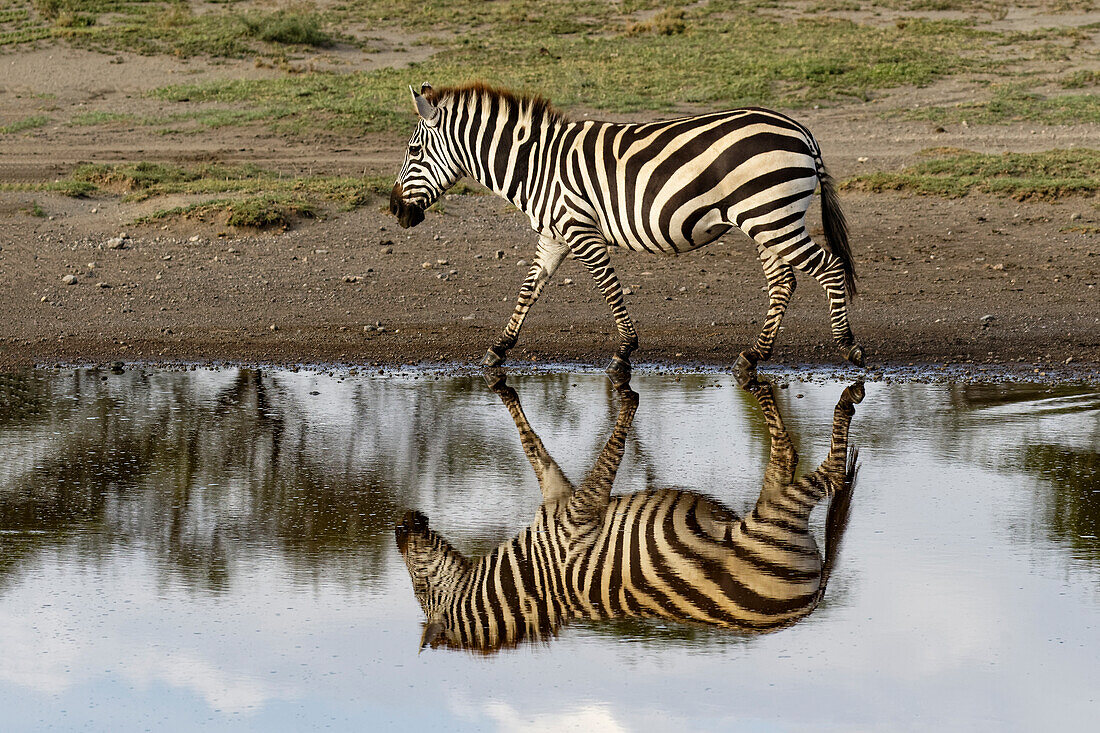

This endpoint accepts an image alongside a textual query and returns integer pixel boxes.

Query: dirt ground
[1,38,1098,379]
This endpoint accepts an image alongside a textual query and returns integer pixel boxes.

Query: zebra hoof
[734,352,758,388]
[843,381,866,406]
[481,346,506,367]
[844,344,865,368]
[482,368,507,392]
[606,356,631,388]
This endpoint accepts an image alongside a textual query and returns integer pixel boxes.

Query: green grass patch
[844,147,1100,200]
[150,14,1003,136]
[6,1,337,57]
[0,114,50,134]
[904,85,1100,124]
[136,194,316,229]
[69,110,134,125]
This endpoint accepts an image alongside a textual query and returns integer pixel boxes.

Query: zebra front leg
[736,251,797,387]
[482,236,570,367]
[569,387,639,532]
[493,378,576,504]
[571,236,638,386]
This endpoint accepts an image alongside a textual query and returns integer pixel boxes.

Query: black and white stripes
[390,83,864,380]
[394,377,862,652]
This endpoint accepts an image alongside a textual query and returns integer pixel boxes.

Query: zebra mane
[424,82,567,126]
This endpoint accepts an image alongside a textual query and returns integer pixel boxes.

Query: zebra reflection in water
[395,376,862,652]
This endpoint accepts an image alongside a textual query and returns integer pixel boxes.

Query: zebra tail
[818,165,857,300]
[820,447,858,589]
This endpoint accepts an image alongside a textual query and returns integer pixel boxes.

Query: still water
[0,368,1097,731]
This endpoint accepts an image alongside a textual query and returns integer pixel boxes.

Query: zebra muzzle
[390,183,425,229]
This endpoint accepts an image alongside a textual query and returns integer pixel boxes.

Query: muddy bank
[2,192,1097,381]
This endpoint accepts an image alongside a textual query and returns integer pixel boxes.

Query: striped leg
[765,232,862,367]
[570,234,638,383]
[741,376,799,485]
[735,248,798,385]
[493,380,576,504]
[483,235,570,366]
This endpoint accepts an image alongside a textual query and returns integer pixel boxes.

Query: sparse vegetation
[903,85,1100,125]
[0,114,50,134]
[844,148,1100,200]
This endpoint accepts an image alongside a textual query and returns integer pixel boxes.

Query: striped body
[396,377,861,652]
[391,84,864,375]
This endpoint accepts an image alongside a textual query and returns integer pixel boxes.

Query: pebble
[97,282,110,288]
[563,278,573,285]
[517,259,529,267]
[382,246,394,254]
[421,261,433,269]
[189,235,200,242]
[495,250,505,259]
[106,236,126,250]
[269,324,278,332]
[62,274,77,285]
[980,314,995,323]
[1070,212,1082,221]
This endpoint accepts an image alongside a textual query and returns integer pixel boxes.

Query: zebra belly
[573,490,823,631]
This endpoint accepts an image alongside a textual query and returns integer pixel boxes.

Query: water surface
[0,368,1097,731]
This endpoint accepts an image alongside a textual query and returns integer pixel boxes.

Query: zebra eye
[408,144,422,158]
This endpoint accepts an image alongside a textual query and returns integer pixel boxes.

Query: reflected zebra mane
[423,82,567,125]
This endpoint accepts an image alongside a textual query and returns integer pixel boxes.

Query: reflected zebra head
[390,83,466,229]
[394,509,469,650]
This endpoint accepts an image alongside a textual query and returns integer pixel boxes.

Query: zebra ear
[410,85,439,126]
[419,620,445,652]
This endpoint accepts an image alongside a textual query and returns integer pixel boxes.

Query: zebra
[395,376,862,652]
[390,82,864,385]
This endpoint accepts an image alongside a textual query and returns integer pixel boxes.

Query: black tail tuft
[821,448,858,588]
[819,166,857,300]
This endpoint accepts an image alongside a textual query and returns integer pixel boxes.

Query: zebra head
[390,83,465,229]
[394,509,469,650]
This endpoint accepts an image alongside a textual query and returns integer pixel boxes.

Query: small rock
[90,207,98,214]
[40,295,47,302]
[563,278,573,285]
[495,250,505,259]
[314,249,328,254]
[162,255,172,261]
[62,274,77,285]
[381,246,394,254]
[436,259,448,265]
[269,324,278,332]
[857,156,868,163]
[517,259,529,267]
[107,237,126,250]
[1065,356,1073,364]
[97,282,110,288]
[623,287,633,295]
[1070,212,1082,221]
[421,261,433,269]
[343,275,362,283]
[980,314,995,323]
[189,235,200,242]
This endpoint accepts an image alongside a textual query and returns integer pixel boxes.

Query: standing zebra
[390,83,864,384]
[395,376,862,652]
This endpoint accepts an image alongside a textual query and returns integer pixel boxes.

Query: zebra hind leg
[780,239,864,369]
[736,253,797,387]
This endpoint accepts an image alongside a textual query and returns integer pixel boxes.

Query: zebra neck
[456,114,563,214]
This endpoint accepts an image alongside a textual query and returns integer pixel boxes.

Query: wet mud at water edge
[1,368,1098,731]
